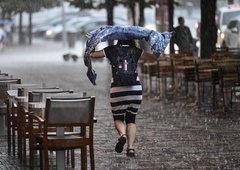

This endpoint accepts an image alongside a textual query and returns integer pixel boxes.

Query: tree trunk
[28,11,32,45]
[168,0,174,54]
[129,4,136,26]
[200,0,217,58]
[18,11,26,45]
[106,0,114,46]
[138,0,145,27]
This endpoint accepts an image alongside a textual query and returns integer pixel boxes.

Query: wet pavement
[0,37,240,170]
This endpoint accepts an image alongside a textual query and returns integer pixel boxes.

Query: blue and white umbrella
[83,25,174,85]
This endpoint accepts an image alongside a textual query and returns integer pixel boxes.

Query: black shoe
[126,148,135,157]
[115,135,126,153]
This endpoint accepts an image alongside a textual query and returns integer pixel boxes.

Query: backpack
[112,47,138,86]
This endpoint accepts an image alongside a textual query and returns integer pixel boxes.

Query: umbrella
[83,25,174,85]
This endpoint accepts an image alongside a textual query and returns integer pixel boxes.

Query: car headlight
[220,32,224,40]
[46,30,53,37]
[195,23,199,29]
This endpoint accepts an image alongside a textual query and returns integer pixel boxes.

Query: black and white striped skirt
[109,77,142,116]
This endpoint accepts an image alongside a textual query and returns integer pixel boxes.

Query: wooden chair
[183,66,196,103]
[169,53,187,96]
[28,96,96,170]
[194,59,216,108]
[7,83,43,156]
[140,56,157,95]
[218,65,240,113]
[0,78,21,139]
[152,57,174,100]
[143,56,174,99]
[212,59,240,111]
[175,56,198,101]
[16,86,61,160]
[18,88,73,165]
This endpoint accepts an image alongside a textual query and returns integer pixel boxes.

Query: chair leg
[81,147,87,170]
[18,133,22,164]
[23,136,27,165]
[7,114,11,155]
[67,150,69,165]
[40,150,43,170]
[90,144,95,170]
[29,140,34,170]
[44,145,49,170]
[12,122,16,156]
[70,149,74,168]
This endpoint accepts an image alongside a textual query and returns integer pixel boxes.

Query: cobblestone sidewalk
[0,38,240,169]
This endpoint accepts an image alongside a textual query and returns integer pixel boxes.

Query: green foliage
[69,0,94,9]
[68,0,154,11]
[0,0,60,14]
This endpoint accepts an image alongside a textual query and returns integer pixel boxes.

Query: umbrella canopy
[84,25,174,85]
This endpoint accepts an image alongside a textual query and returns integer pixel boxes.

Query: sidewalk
[0,38,240,170]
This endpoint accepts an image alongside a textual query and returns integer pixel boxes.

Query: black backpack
[112,47,138,86]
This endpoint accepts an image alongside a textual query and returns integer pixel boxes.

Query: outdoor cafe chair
[14,86,63,162]
[7,83,43,156]
[10,85,60,160]
[0,78,21,140]
[194,58,216,108]
[150,57,174,100]
[18,88,73,165]
[28,95,96,170]
[218,65,240,113]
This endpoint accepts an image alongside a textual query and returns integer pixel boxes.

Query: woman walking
[91,40,156,157]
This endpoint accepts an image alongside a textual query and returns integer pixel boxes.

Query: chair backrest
[0,75,13,79]
[10,83,43,91]
[218,65,239,88]
[44,96,95,127]
[0,73,8,76]
[0,78,21,99]
[42,92,87,102]
[169,53,187,67]
[28,89,73,103]
[18,86,60,97]
[195,59,215,82]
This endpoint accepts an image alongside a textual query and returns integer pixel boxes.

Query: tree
[18,0,60,45]
[0,0,60,45]
[200,0,217,58]
[70,0,117,45]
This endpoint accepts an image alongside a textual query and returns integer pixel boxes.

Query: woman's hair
[116,40,136,48]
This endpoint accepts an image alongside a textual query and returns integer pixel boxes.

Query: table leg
[147,67,151,95]
[57,127,65,170]
[0,115,4,136]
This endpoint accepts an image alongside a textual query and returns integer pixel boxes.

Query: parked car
[32,16,74,37]
[44,16,92,40]
[216,6,240,47]
[194,6,240,47]
[223,17,240,48]
[45,17,129,41]
[32,12,91,37]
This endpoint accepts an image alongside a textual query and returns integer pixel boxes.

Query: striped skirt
[110,77,142,116]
